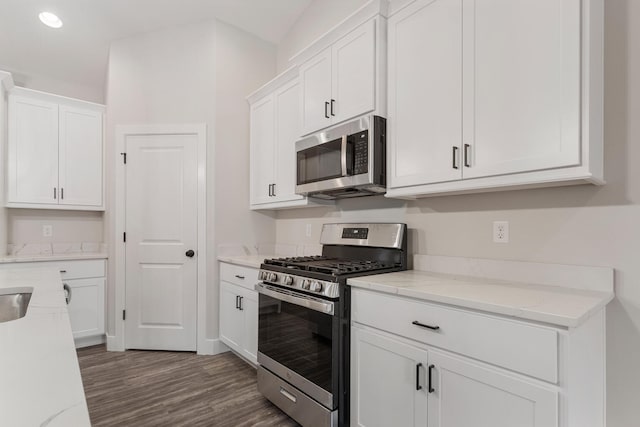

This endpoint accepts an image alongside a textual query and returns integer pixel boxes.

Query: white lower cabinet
[219,263,259,364]
[351,288,605,427]
[351,327,428,427]
[0,259,106,347]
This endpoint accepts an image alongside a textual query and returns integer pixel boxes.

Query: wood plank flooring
[77,345,299,427]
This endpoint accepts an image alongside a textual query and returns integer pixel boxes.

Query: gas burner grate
[264,256,397,276]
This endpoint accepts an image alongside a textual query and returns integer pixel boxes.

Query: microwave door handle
[341,135,348,176]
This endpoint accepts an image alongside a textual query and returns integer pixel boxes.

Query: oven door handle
[340,135,348,177]
[256,283,335,315]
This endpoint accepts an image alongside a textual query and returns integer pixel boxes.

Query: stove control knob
[301,280,311,290]
[268,273,278,282]
[259,271,267,280]
[283,276,293,286]
[310,281,323,293]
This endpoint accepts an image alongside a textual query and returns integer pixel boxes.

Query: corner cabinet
[219,262,259,364]
[386,0,604,198]
[351,288,606,427]
[7,88,105,210]
[248,68,332,210]
[0,259,106,348]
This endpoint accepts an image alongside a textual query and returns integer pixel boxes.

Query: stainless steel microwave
[295,115,386,200]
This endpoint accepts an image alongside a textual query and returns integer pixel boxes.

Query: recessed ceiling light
[39,12,63,29]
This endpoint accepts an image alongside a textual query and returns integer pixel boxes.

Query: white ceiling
[0,0,311,95]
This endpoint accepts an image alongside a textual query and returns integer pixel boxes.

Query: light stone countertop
[217,254,278,269]
[0,268,91,426]
[347,269,614,328]
[0,252,108,264]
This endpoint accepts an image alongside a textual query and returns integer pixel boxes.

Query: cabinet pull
[464,144,471,167]
[428,364,435,393]
[330,99,336,116]
[63,283,72,305]
[412,320,440,331]
[53,187,57,199]
[61,188,64,200]
[268,184,272,197]
[59,270,67,273]
[324,101,330,119]
[235,295,240,309]
[272,183,276,197]
[239,296,244,311]
[416,363,423,391]
[452,146,459,169]
[235,275,245,280]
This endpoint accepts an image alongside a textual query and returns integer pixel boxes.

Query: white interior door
[125,132,198,351]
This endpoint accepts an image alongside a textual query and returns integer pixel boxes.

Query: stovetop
[263,256,397,276]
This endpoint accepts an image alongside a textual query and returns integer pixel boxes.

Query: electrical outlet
[42,225,53,238]
[305,223,312,237]
[493,221,509,243]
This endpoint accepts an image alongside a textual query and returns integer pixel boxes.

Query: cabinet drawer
[352,289,558,383]
[0,259,105,279]
[45,259,105,279]
[220,263,259,290]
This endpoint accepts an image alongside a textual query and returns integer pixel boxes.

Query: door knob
[185,250,195,258]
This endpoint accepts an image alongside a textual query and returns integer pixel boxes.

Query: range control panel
[342,227,369,239]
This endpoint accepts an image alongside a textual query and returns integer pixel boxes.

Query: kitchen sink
[0,291,32,323]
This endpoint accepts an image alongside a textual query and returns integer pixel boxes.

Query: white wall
[7,68,104,104]
[274,0,640,426]
[277,0,371,71]
[104,19,277,340]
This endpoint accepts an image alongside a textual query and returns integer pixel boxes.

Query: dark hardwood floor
[77,345,299,427]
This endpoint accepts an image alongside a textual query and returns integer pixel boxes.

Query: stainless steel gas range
[255,223,408,427]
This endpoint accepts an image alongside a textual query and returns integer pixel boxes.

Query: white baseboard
[197,338,230,355]
[106,334,125,351]
[75,335,106,349]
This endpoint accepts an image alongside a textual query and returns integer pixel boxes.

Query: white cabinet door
[351,326,428,427]
[65,278,105,339]
[7,95,59,205]
[59,105,103,206]
[241,288,259,364]
[462,0,581,178]
[249,96,276,205]
[428,351,558,427]
[300,47,332,135]
[273,79,304,203]
[220,281,244,353]
[387,0,463,189]
[332,19,376,124]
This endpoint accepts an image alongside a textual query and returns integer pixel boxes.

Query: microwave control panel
[353,130,369,175]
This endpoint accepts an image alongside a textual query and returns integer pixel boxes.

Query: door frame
[113,124,207,353]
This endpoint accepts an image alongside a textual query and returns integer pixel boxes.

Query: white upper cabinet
[299,17,381,135]
[58,105,104,207]
[248,68,331,210]
[250,95,276,206]
[300,48,333,134]
[7,95,59,205]
[386,0,603,198]
[388,0,463,189]
[7,88,105,210]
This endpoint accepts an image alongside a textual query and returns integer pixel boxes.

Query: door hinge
[122,310,126,320]
[123,232,126,243]
[120,152,127,164]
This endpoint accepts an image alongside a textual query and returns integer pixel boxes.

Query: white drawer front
[0,259,105,279]
[220,263,259,290]
[352,289,558,383]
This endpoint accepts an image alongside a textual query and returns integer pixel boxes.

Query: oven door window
[258,293,334,394]
[297,138,353,185]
